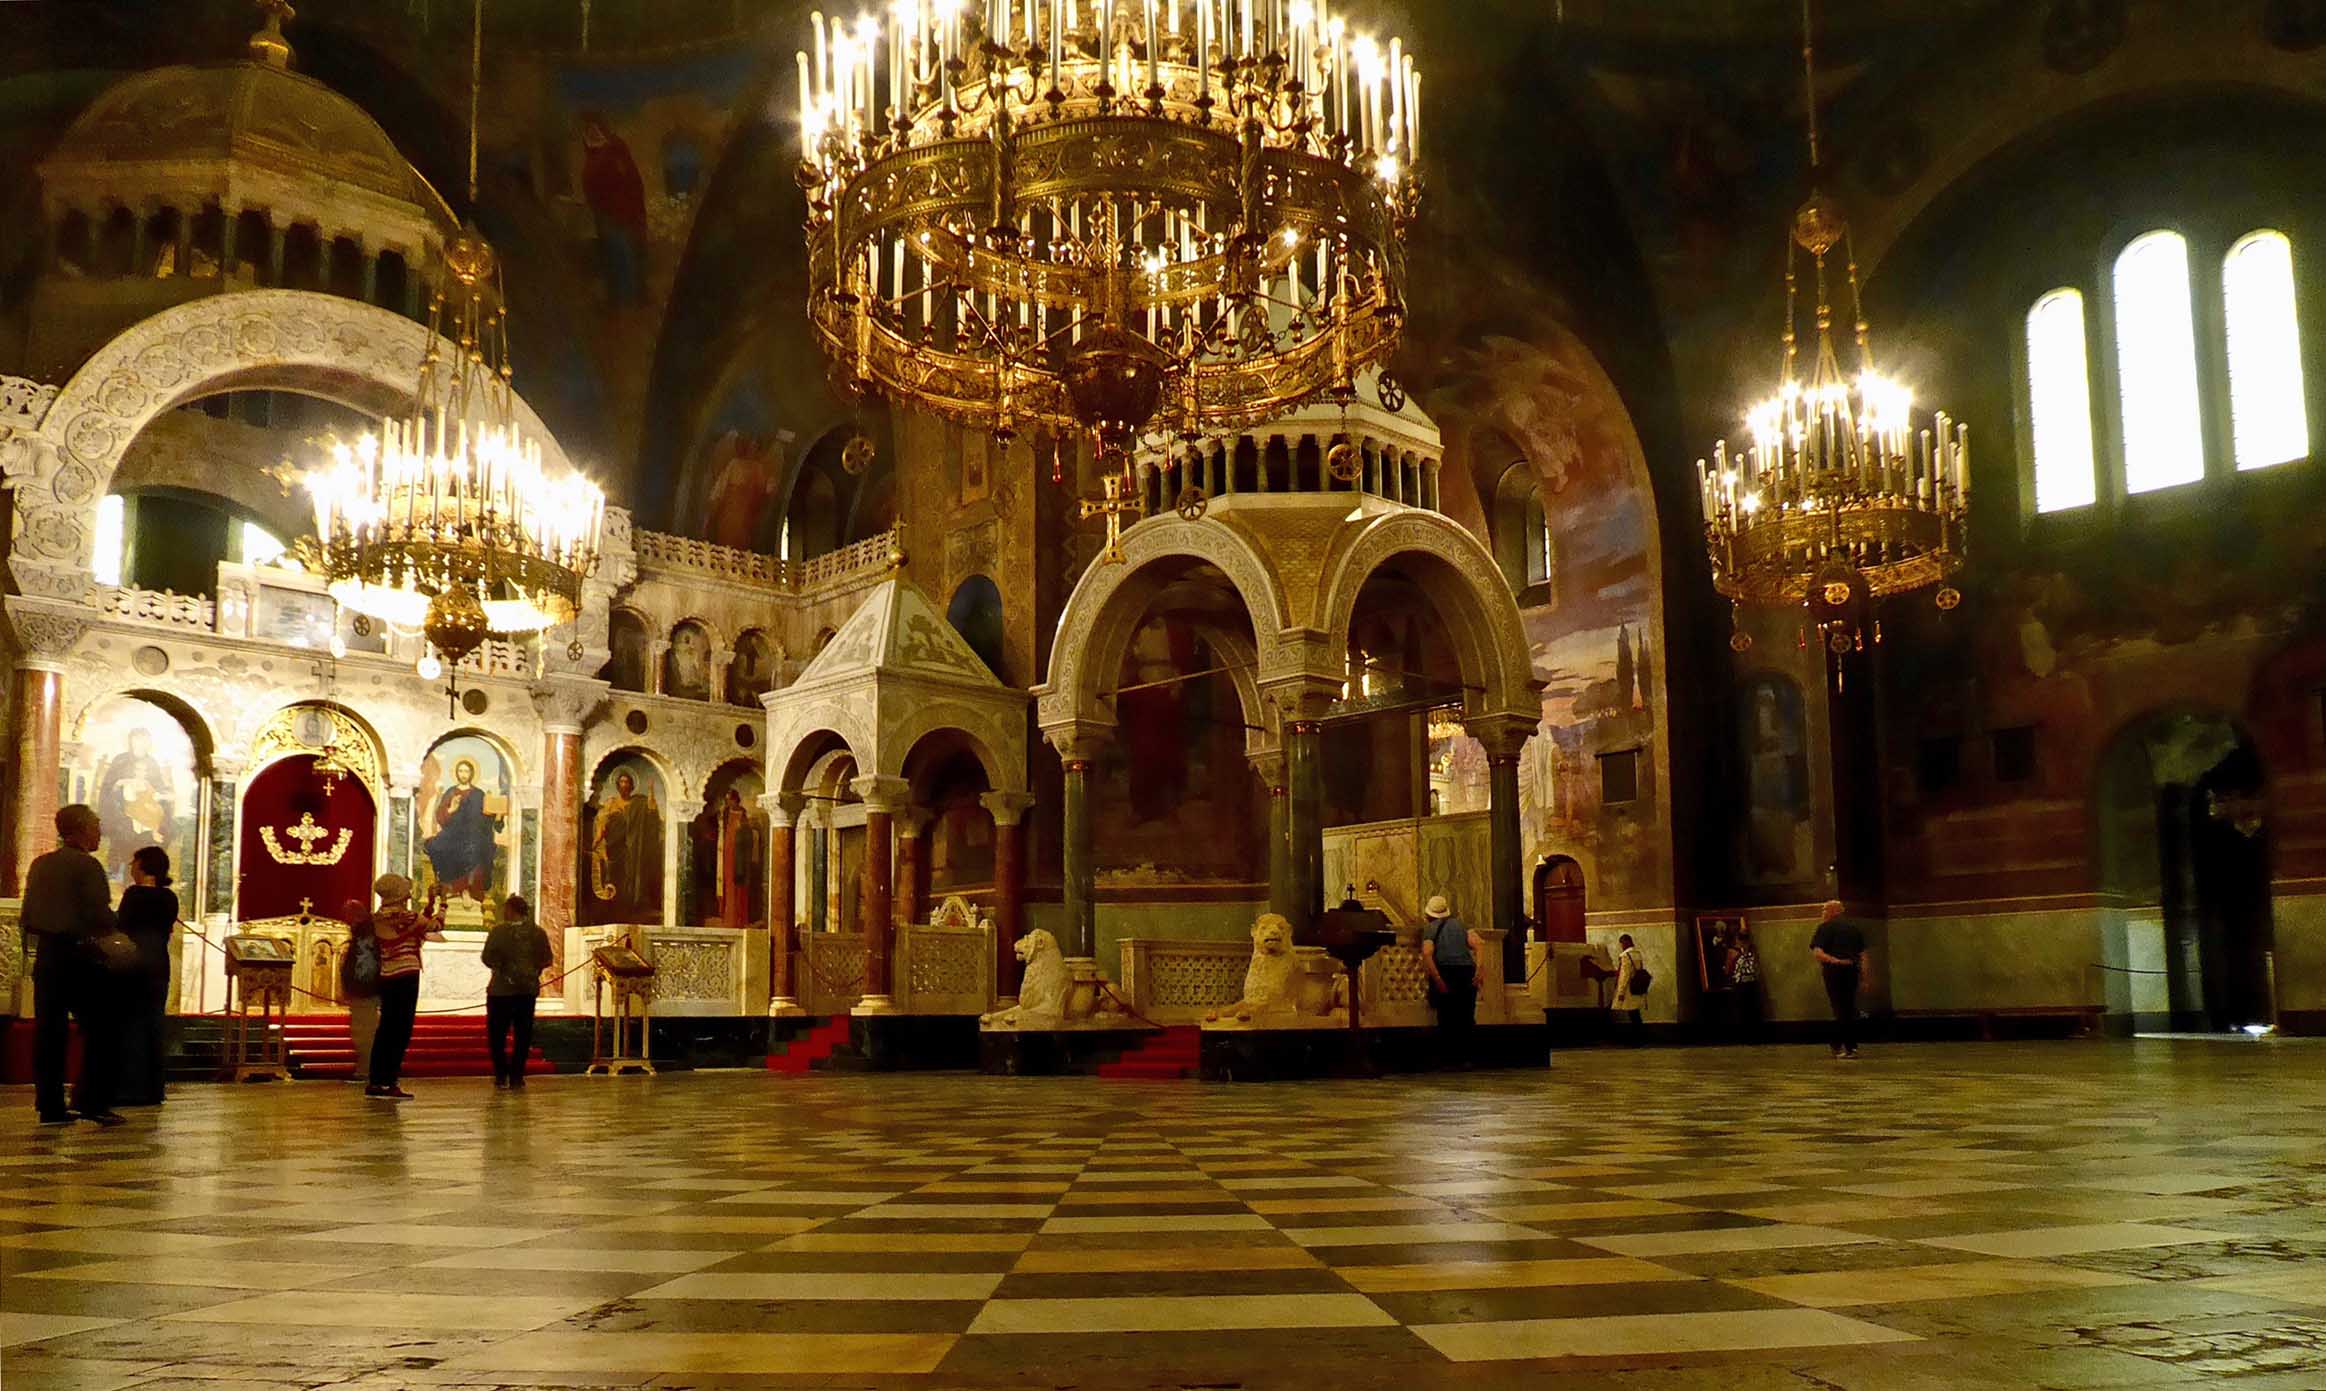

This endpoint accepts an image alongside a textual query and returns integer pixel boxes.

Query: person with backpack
[365,875,442,1100]
[338,898,380,1085]
[1420,895,1486,1064]
[1611,932,1650,1039]
[480,895,554,1090]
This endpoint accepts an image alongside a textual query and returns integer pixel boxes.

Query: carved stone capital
[979,790,1037,827]
[1464,713,1537,763]
[1041,719,1114,765]
[896,808,935,838]
[851,774,913,814]
[3,594,98,668]
[762,790,808,827]
[671,798,706,822]
[530,675,608,735]
[1259,673,1343,723]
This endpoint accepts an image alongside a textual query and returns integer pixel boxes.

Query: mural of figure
[1740,677,1812,882]
[728,630,775,706]
[588,764,665,923]
[96,726,176,884]
[704,431,781,552]
[423,759,502,900]
[604,610,650,692]
[580,112,647,304]
[665,622,712,700]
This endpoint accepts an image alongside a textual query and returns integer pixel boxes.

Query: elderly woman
[365,874,442,1100]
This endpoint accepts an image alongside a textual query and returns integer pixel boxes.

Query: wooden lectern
[587,942,657,1075]
[222,934,296,1082]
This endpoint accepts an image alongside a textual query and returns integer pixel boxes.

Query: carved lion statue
[981,929,1068,1028]
[1206,913,1300,1024]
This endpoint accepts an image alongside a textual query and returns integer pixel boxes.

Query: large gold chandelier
[298,0,603,675]
[1699,0,1966,663]
[795,0,1421,502]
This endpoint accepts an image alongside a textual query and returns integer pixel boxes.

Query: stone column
[202,766,241,920]
[531,677,602,989]
[1469,716,1533,983]
[807,815,829,934]
[647,639,670,695]
[1047,728,1107,962]
[852,775,908,1014]
[895,809,930,927]
[980,790,1034,998]
[1,600,88,896]
[764,791,804,1017]
[386,784,414,880]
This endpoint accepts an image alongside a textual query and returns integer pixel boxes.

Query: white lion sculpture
[981,929,1068,1028]
[1206,913,1301,1024]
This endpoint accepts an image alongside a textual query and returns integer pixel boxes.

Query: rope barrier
[2089,962,2170,975]
[180,918,589,1016]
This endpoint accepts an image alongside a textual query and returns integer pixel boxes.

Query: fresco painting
[583,754,666,925]
[77,695,200,893]
[1093,616,1262,886]
[414,733,514,913]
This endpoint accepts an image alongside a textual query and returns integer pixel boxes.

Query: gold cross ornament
[1079,471,1143,566]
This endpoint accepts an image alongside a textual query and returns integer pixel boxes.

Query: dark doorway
[2100,713,2274,1032]
[1535,855,1585,943]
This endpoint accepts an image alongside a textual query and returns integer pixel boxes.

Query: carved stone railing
[456,635,534,678]
[797,930,868,1016]
[1360,926,1510,1027]
[634,529,787,586]
[96,585,216,631]
[0,898,22,1014]
[794,524,901,593]
[1118,937,1251,1024]
[643,926,748,1013]
[895,920,994,1015]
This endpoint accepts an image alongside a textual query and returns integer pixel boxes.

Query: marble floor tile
[1336,1256,1699,1293]
[1581,1224,1881,1257]
[445,1330,957,1374]
[1283,1220,1549,1248]
[1733,1258,2148,1307]
[160,1291,600,1330]
[635,1271,1005,1300]
[1412,1307,1919,1361]
[1918,1223,2244,1259]
[15,1257,371,1290]
[0,1311,126,1348]
[415,1245,739,1273]
[966,1292,1397,1333]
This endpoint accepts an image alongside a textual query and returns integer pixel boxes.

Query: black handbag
[87,929,141,975]
[1628,967,1653,996]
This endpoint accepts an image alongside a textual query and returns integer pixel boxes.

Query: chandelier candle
[794,0,1420,498]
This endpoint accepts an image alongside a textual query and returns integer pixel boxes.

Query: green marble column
[203,778,236,918]
[807,825,828,933]
[1286,721,1323,935]
[521,808,541,903]
[1061,758,1094,959]
[388,793,413,880]
[1488,749,1524,983]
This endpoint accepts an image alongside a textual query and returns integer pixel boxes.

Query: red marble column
[767,811,799,1013]
[3,666,64,896]
[861,808,895,1004]
[981,791,1032,998]
[895,815,925,927]
[537,726,583,990]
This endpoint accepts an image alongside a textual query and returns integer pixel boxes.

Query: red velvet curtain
[237,755,378,922]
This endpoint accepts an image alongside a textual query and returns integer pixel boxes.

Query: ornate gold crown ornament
[795,0,1421,547]
[1698,0,1967,672]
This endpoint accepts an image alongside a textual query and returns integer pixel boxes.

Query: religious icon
[585,759,666,924]
[81,696,196,891]
[665,622,712,701]
[418,737,511,904]
[603,610,651,692]
[580,111,647,304]
[727,629,775,706]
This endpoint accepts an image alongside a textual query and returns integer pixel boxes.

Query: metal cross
[285,812,331,854]
[1079,472,1142,565]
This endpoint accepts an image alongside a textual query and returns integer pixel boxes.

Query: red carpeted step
[766,1016,856,1073]
[273,1013,546,1079]
[1096,1025,1201,1080]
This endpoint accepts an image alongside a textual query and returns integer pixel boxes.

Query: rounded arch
[663,616,718,700]
[697,754,766,804]
[243,699,389,793]
[777,727,862,799]
[420,724,525,783]
[1037,513,1292,735]
[602,606,653,693]
[890,718,1019,798]
[1316,510,1537,722]
[15,290,581,600]
[585,742,679,796]
[67,684,216,771]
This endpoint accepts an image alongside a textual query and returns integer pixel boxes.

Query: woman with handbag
[1610,933,1650,1040]
[114,847,179,1106]
[338,898,381,1085]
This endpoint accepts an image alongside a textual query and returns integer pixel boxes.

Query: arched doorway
[690,760,767,929]
[237,754,378,922]
[1535,855,1585,943]
[2097,712,2274,1032]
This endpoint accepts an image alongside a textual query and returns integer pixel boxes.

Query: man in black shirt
[1809,900,1868,1060]
[22,804,123,1124]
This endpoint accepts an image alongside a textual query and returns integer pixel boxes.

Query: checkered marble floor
[9,1041,2326,1390]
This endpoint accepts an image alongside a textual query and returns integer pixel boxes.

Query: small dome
[40,11,453,247]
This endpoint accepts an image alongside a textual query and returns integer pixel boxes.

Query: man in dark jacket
[480,895,555,1090]
[22,805,123,1125]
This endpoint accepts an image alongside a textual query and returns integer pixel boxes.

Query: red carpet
[1096,1025,1201,1079]
[280,1014,549,1079]
[766,1016,856,1073]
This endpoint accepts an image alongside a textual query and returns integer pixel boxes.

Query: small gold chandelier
[795,0,1420,512]
[1699,0,1966,665]
[299,0,602,674]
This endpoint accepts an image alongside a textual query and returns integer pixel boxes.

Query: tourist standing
[1727,924,1765,1036]
[481,895,554,1089]
[1810,899,1869,1060]
[114,847,178,1106]
[21,805,123,1126]
[339,898,380,1085]
[1420,894,1484,1062]
[1610,933,1649,1038]
[366,875,442,1100]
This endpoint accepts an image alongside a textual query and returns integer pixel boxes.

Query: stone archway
[8,289,581,601]
[1315,508,1539,726]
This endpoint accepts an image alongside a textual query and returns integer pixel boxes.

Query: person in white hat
[1420,894,1486,1063]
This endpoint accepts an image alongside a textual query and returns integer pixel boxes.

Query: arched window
[2113,230,2207,495]
[2223,230,2309,470]
[1490,462,1551,596]
[2026,288,2098,512]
